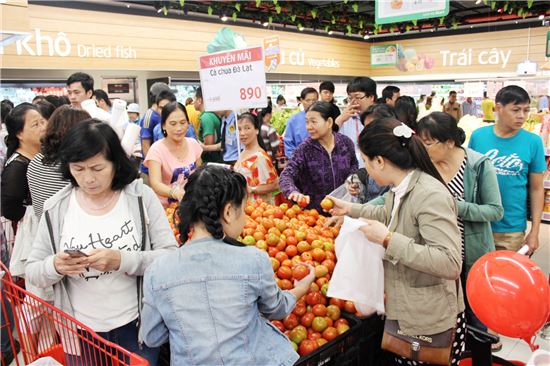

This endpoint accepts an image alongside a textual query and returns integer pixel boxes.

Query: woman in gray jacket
[25,120,177,366]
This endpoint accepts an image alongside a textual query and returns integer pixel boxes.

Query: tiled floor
[493,223,550,364]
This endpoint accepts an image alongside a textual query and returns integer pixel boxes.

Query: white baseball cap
[127,103,140,113]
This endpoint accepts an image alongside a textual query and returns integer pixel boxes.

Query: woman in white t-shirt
[145,102,202,207]
[25,119,178,366]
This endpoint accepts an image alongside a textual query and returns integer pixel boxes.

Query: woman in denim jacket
[140,165,315,366]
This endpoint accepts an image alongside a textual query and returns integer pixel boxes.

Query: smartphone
[64,249,88,258]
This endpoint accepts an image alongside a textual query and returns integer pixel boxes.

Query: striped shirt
[260,123,280,160]
[27,153,70,218]
[447,158,466,261]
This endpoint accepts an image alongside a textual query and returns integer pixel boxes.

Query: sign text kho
[199,46,267,111]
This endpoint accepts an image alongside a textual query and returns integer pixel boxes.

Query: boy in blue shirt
[469,85,546,256]
[283,87,318,158]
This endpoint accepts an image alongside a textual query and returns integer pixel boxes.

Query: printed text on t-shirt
[485,149,524,176]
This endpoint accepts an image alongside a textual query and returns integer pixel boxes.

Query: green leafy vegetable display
[271,108,299,135]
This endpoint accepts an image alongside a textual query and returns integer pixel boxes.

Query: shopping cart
[0,262,148,366]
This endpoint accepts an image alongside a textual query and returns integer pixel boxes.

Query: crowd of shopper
[0,69,547,366]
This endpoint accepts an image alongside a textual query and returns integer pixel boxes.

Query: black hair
[360,103,396,126]
[67,72,94,93]
[161,101,189,132]
[44,95,63,109]
[32,95,46,104]
[308,101,335,125]
[449,90,457,96]
[276,95,286,104]
[178,165,248,241]
[195,87,203,100]
[417,112,466,147]
[156,90,176,105]
[35,100,56,120]
[258,105,273,123]
[358,117,445,186]
[346,77,377,100]
[495,85,530,106]
[59,96,71,105]
[382,86,400,103]
[300,87,318,100]
[483,91,488,98]
[238,112,267,151]
[394,96,418,130]
[1,99,14,124]
[4,103,39,158]
[319,81,335,94]
[93,89,112,107]
[41,105,91,165]
[185,97,194,105]
[58,119,138,190]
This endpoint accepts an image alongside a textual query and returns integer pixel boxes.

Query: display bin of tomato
[294,313,362,366]
[347,313,386,366]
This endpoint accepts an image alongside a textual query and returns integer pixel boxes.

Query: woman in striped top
[27,105,91,218]
[417,112,503,336]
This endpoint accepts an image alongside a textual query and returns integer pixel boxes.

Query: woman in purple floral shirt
[280,102,358,212]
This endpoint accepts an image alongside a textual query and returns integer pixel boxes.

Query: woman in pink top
[145,102,202,206]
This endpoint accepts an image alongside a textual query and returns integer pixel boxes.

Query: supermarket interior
[1,0,550,365]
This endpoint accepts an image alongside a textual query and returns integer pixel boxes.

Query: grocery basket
[0,262,148,366]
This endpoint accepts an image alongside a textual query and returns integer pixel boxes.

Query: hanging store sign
[375,0,449,25]
[370,44,398,66]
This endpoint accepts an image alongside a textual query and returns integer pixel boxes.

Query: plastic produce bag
[28,357,62,365]
[327,216,385,316]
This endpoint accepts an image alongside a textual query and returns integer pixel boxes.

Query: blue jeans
[65,318,159,366]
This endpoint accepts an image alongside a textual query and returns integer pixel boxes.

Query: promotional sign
[463,82,485,98]
[264,36,280,72]
[546,30,550,57]
[375,0,449,25]
[199,46,267,111]
[370,44,398,66]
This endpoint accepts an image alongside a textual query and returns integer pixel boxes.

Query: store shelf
[545,180,550,190]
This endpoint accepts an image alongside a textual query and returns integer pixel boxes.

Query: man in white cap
[127,103,140,124]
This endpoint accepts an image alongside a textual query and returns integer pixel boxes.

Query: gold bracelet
[383,232,393,248]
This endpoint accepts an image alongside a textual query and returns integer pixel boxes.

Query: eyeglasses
[348,94,368,102]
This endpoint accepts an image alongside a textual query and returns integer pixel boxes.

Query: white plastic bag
[28,356,62,365]
[327,216,385,316]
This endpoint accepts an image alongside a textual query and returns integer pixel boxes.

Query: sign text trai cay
[440,48,512,69]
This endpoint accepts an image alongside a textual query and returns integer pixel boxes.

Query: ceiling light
[430,29,434,32]
[298,26,305,31]
[363,34,370,39]
[475,0,482,4]
[221,15,228,21]
[470,25,474,28]
[538,14,545,20]
[328,30,333,35]
[263,21,269,27]
[126,4,130,8]
[157,8,162,13]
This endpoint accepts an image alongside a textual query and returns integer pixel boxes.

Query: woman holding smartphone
[26,120,177,366]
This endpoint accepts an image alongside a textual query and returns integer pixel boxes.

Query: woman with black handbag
[329,117,465,366]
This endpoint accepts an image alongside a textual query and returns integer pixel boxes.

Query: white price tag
[199,46,267,111]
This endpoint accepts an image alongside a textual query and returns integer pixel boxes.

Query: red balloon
[466,251,550,351]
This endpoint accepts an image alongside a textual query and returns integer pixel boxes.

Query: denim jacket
[140,237,299,366]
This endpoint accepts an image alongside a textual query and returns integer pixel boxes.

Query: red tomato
[275,252,288,263]
[285,245,298,257]
[334,318,349,328]
[326,305,341,321]
[312,304,327,317]
[300,312,315,327]
[321,259,336,273]
[311,248,326,262]
[277,266,292,280]
[329,298,345,310]
[271,320,285,332]
[293,304,307,317]
[344,301,357,314]
[305,291,323,306]
[322,327,339,341]
[283,314,299,330]
[311,317,328,333]
[267,247,279,257]
[298,339,318,357]
[307,331,322,341]
[292,265,310,280]
[279,279,293,290]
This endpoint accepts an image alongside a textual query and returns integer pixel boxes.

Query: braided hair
[178,165,247,242]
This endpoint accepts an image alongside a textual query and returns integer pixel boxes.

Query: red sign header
[199,46,263,69]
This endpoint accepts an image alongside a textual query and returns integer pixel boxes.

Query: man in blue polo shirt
[469,85,546,255]
[283,87,318,158]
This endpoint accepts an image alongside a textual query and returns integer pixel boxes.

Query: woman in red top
[234,113,279,204]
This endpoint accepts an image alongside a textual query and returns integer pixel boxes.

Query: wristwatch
[251,186,257,194]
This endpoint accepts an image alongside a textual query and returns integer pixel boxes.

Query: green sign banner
[370,44,398,66]
[375,0,449,25]
[546,30,550,57]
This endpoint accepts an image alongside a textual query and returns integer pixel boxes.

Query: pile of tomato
[164,199,356,357]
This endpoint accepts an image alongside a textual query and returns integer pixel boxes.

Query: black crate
[294,313,362,366]
[349,314,386,366]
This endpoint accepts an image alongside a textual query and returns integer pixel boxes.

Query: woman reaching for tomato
[140,165,315,366]
[280,102,358,213]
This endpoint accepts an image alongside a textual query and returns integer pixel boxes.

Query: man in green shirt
[194,87,223,163]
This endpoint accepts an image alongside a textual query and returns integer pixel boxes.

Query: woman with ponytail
[234,113,279,204]
[328,117,466,366]
[417,112,503,337]
[140,165,315,366]
[1,103,46,223]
